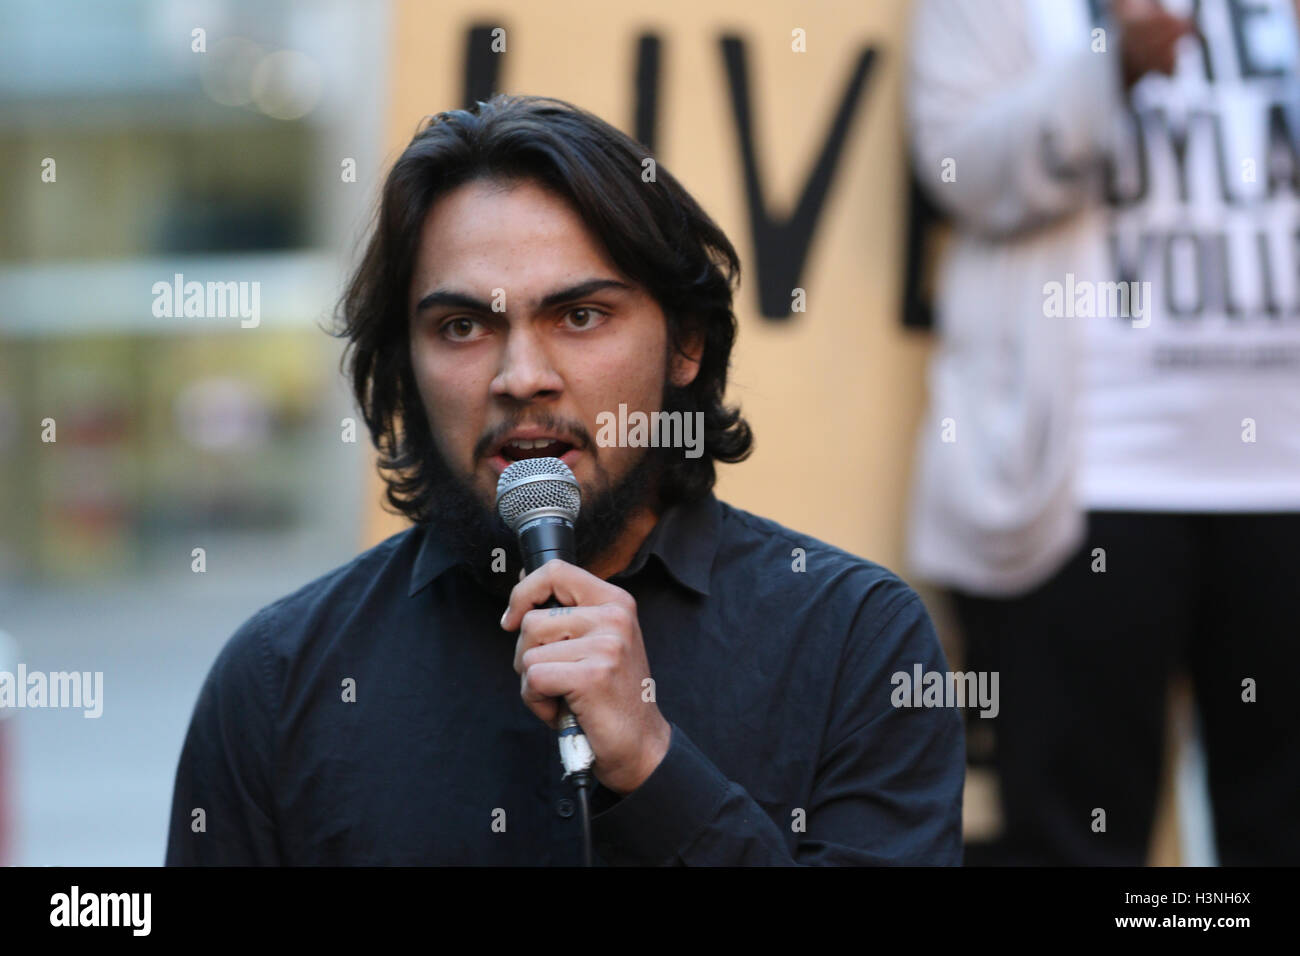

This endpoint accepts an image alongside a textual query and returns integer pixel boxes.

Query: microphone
[495,457,596,785]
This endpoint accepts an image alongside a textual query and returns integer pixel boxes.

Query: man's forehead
[419,177,589,248]
[412,183,637,306]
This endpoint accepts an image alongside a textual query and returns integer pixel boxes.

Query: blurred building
[0,0,389,864]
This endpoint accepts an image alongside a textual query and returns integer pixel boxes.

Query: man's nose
[490,326,563,402]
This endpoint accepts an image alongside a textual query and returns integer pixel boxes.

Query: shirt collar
[407,524,462,597]
[609,491,719,597]
[407,491,721,598]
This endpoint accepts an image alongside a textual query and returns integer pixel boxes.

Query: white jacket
[904,0,1126,595]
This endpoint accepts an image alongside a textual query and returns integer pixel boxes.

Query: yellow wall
[364,0,931,573]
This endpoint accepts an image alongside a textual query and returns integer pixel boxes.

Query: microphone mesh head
[495,457,581,532]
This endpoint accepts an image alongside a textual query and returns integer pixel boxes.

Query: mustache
[472,412,593,460]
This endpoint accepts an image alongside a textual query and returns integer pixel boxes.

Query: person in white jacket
[907,0,1300,865]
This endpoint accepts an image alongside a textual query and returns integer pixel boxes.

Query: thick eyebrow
[413,277,632,316]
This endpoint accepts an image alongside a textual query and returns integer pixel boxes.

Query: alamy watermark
[152,273,260,328]
[1043,273,1151,328]
[595,403,704,458]
[891,664,999,719]
[0,665,103,718]
[50,886,150,936]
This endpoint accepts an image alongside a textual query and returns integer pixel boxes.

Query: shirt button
[556,797,575,818]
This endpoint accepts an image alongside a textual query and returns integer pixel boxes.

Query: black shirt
[165,491,964,865]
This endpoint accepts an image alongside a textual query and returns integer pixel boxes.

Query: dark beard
[422,445,668,601]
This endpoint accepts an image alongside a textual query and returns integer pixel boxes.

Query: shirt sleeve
[908,0,1126,237]
[589,589,966,866]
[164,608,281,865]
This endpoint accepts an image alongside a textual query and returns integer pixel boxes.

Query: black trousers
[953,511,1300,866]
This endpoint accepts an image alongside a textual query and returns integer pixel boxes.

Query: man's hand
[501,559,672,795]
[1115,0,1196,89]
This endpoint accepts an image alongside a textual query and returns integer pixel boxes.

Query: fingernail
[500,609,509,629]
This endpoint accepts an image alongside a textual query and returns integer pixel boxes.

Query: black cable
[555,695,595,865]
[571,770,594,867]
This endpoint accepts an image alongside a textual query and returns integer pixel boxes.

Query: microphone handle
[517,516,594,781]
[537,595,594,778]
[512,511,596,863]
[521,519,580,723]
[539,597,574,726]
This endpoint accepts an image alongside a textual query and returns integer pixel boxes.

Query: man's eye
[440,317,484,340]
[562,308,607,330]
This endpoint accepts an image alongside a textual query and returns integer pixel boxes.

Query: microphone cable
[553,630,596,867]
[571,769,594,868]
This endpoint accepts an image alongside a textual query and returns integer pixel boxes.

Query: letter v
[720,37,878,318]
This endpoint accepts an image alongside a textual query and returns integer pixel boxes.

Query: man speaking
[164,95,964,866]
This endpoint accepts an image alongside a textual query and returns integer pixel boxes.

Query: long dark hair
[335,93,753,524]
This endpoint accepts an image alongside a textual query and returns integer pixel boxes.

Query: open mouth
[498,438,577,463]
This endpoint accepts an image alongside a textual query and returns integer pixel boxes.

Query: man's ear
[669,330,704,388]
